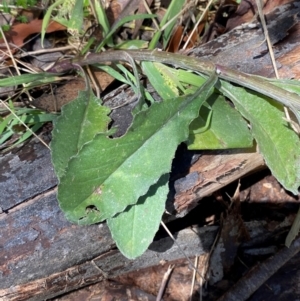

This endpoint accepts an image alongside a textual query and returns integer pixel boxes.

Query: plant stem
[48,49,300,117]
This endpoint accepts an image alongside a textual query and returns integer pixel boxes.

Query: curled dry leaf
[0,19,66,58]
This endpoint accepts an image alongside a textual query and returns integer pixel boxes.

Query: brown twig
[217,235,300,301]
[156,264,174,301]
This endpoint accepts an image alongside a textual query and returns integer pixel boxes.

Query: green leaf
[149,0,186,49]
[285,206,300,247]
[0,114,14,136]
[265,78,300,96]
[0,73,61,87]
[41,0,64,47]
[68,0,84,33]
[220,81,300,194]
[188,94,253,149]
[107,174,169,259]
[57,74,217,224]
[51,87,111,179]
[0,107,56,149]
[176,69,207,87]
[161,0,186,48]
[0,128,14,145]
[97,65,131,85]
[9,122,43,149]
[115,39,149,50]
[142,62,178,100]
[92,0,110,37]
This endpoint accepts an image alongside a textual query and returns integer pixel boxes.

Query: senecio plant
[2,0,295,259]
[49,50,300,259]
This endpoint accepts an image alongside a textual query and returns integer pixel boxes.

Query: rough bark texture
[169,149,265,217]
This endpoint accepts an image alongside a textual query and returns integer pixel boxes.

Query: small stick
[189,256,198,301]
[160,221,205,280]
[156,264,174,301]
[255,0,296,132]
[15,46,75,59]
[255,0,279,79]
[183,0,214,50]
[217,235,300,301]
